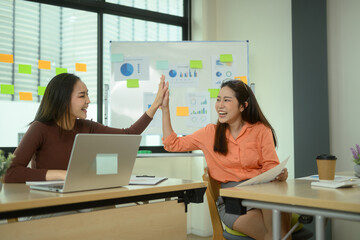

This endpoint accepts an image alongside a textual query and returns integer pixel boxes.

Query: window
[0,0,189,147]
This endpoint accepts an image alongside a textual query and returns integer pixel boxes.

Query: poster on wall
[211,55,239,88]
[113,56,150,81]
[186,91,211,127]
[143,92,161,128]
[165,63,199,88]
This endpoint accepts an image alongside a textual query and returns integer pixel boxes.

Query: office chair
[202,167,313,240]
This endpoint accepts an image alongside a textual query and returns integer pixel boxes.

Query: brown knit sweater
[4,113,151,183]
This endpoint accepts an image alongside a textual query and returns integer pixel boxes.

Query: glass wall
[106,0,184,17]
[0,0,187,147]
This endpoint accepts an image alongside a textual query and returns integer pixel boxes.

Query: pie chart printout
[169,69,177,78]
[121,63,134,76]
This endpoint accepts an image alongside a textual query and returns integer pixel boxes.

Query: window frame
[25,0,191,123]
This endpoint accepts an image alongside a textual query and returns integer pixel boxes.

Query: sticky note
[234,76,248,84]
[75,63,87,72]
[96,154,118,175]
[190,60,203,69]
[38,86,46,96]
[176,107,189,116]
[38,60,51,70]
[0,54,14,63]
[220,54,233,62]
[19,92,33,101]
[156,60,169,70]
[1,84,14,94]
[127,79,139,88]
[56,68,67,75]
[111,54,124,62]
[208,89,220,98]
[18,64,31,74]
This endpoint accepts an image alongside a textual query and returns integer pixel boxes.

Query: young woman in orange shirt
[161,76,290,240]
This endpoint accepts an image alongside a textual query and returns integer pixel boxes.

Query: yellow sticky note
[190,60,203,69]
[127,79,139,88]
[19,92,33,101]
[0,54,14,63]
[234,76,248,84]
[176,107,189,116]
[38,60,51,70]
[38,86,46,96]
[220,54,233,62]
[75,63,87,72]
[208,89,220,98]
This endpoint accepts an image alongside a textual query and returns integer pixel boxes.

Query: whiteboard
[109,41,249,137]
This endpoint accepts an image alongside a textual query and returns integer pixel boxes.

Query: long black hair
[33,73,80,130]
[214,80,277,155]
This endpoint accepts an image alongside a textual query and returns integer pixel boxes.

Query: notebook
[30,134,141,193]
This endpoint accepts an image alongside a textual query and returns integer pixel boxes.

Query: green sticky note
[111,54,124,62]
[1,84,15,94]
[208,88,220,98]
[190,60,203,69]
[18,64,32,74]
[56,68,67,75]
[38,86,46,96]
[96,153,118,175]
[220,54,233,62]
[127,79,139,88]
[156,60,169,70]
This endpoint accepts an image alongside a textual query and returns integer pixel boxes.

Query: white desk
[220,177,360,240]
[0,178,206,240]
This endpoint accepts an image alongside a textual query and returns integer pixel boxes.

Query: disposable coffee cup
[316,154,337,180]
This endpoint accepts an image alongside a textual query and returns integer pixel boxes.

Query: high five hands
[146,74,169,118]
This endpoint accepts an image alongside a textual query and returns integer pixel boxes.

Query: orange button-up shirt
[163,122,279,183]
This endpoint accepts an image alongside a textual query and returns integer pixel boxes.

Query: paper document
[236,156,289,187]
[129,175,168,185]
[26,180,64,186]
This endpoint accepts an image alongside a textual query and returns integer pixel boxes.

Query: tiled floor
[187,234,212,240]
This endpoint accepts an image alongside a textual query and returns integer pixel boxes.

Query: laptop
[30,134,142,193]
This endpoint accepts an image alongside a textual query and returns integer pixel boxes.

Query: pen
[136,175,155,178]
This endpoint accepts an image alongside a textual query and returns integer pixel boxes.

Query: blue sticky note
[111,54,124,62]
[96,154,118,175]
[156,60,169,70]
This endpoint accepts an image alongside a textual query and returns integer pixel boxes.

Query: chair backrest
[202,167,226,240]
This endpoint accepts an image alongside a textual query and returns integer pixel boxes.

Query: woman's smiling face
[215,86,243,125]
[70,80,90,121]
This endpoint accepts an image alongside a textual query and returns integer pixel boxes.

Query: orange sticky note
[0,54,14,63]
[19,92,33,101]
[38,60,51,70]
[234,76,248,84]
[75,63,87,72]
[176,107,189,116]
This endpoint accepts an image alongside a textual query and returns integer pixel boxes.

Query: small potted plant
[350,144,360,177]
[0,150,14,190]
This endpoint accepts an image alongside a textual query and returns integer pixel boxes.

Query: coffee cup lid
[316,154,337,160]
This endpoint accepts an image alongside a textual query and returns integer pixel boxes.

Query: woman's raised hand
[146,74,169,118]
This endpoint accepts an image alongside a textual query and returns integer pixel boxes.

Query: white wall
[327,0,360,239]
[194,0,360,239]
[192,0,294,178]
